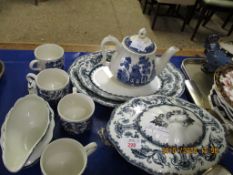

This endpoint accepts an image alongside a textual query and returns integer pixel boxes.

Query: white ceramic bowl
[40,138,97,175]
[0,94,50,172]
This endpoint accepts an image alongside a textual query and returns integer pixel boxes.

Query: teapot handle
[101,35,121,65]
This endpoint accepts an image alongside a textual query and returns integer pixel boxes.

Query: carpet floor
[0,0,232,49]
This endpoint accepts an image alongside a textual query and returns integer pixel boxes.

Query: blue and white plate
[208,86,233,129]
[69,53,122,107]
[107,95,226,175]
[69,52,185,105]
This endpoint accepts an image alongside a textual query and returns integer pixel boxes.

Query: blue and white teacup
[26,68,70,106]
[29,43,64,71]
[57,88,95,135]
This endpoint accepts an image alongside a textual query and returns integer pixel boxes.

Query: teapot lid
[123,28,156,54]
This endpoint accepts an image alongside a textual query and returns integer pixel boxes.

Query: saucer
[0,106,55,167]
[70,52,185,103]
[107,95,226,175]
[90,65,162,100]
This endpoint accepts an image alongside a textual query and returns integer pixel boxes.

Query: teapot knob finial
[138,28,147,39]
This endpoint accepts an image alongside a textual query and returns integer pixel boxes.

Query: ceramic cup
[40,138,97,175]
[29,43,64,71]
[58,88,95,134]
[26,68,70,104]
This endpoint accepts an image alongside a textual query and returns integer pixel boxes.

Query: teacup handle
[29,60,42,71]
[84,142,97,156]
[72,87,78,94]
[26,73,37,94]
[101,35,121,65]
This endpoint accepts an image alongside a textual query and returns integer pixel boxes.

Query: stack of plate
[208,64,233,130]
[0,94,55,173]
[69,52,185,107]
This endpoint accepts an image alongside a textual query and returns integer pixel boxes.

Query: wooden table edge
[0,42,205,57]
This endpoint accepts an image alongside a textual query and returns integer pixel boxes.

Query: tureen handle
[84,142,97,156]
[101,35,121,65]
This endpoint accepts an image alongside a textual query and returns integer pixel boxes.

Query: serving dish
[25,106,54,166]
[181,58,212,110]
[0,105,54,167]
[0,94,50,172]
[107,95,226,175]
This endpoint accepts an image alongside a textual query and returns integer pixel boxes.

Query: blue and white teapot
[101,28,179,86]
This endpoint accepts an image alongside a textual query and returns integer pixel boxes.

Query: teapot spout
[156,46,180,75]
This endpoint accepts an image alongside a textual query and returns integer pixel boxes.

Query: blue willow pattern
[117,56,155,86]
[45,57,64,69]
[61,119,90,134]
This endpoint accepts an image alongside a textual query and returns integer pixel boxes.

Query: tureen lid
[141,107,204,147]
[123,28,156,54]
[107,95,227,175]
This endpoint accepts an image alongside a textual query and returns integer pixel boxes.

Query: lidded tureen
[101,28,179,86]
[107,95,227,175]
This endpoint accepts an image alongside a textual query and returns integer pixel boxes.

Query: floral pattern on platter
[72,52,185,103]
[220,71,233,102]
[61,119,90,135]
[45,57,64,69]
[106,95,226,175]
[117,56,156,86]
[149,109,194,128]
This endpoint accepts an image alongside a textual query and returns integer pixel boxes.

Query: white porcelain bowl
[0,94,50,172]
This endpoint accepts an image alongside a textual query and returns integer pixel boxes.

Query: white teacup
[29,43,64,71]
[58,88,95,134]
[40,138,97,175]
[26,68,70,103]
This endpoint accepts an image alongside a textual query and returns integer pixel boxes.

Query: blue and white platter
[69,53,121,107]
[107,95,226,175]
[69,52,185,107]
